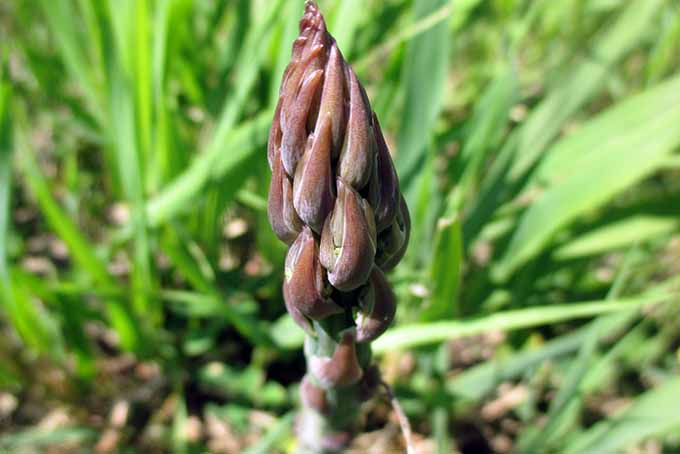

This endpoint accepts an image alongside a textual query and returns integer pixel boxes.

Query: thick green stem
[298,314,374,453]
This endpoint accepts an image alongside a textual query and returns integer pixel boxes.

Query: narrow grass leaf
[422,215,462,320]
[161,227,215,294]
[146,111,270,226]
[433,407,451,454]
[269,0,302,104]
[208,0,284,156]
[396,0,451,192]
[1,94,64,357]
[645,8,680,85]
[330,0,364,57]
[110,69,156,323]
[554,215,678,260]
[17,127,111,286]
[464,0,664,243]
[509,0,664,180]
[458,69,518,185]
[37,0,105,123]
[0,73,11,279]
[532,75,680,188]
[373,294,675,353]
[355,3,451,73]
[172,395,189,454]
[498,76,680,277]
[151,0,171,188]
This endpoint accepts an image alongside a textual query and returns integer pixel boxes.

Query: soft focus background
[1,0,680,452]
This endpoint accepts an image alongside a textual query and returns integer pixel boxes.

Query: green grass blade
[208,0,284,156]
[171,394,189,454]
[150,0,171,189]
[532,74,680,188]
[457,69,518,197]
[161,226,215,294]
[330,0,364,58]
[564,378,680,454]
[464,0,664,243]
[0,69,11,280]
[422,215,462,320]
[645,7,680,85]
[354,3,451,73]
[554,215,678,260]
[509,0,665,180]
[269,1,302,105]
[110,69,156,324]
[373,293,675,353]
[396,0,451,192]
[0,82,63,357]
[133,0,152,183]
[145,111,270,226]
[37,0,105,124]
[498,75,680,277]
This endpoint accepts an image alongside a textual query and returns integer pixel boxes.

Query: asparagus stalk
[267,2,410,451]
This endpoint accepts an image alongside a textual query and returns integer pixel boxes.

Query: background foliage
[1,0,680,452]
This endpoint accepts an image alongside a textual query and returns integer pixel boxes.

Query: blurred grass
[1,0,680,452]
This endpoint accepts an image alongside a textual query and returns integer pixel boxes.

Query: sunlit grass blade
[531,74,680,188]
[373,293,676,353]
[150,0,171,189]
[498,75,680,278]
[433,407,451,454]
[509,0,665,180]
[0,68,11,280]
[554,215,678,260]
[208,0,284,156]
[37,0,105,124]
[464,0,664,243]
[109,69,157,325]
[269,0,303,104]
[396,0,451,192]
[171,394,189,454]
[133,0,153,190]
[354,2,451,73]
[161,226,215,294]
[330,0,365,57]
[194,0,285,250]
[645,5,680,85]
[0,85,62,357]
[145,112,270,227]
[422,214,462,320]
[455,68,518,203]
